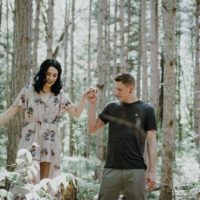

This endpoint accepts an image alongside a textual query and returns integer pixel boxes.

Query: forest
[0,0,199,199]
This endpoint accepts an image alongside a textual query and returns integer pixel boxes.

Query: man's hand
[146,171,156,191]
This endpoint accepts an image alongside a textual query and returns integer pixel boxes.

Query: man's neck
[123,95,139,104]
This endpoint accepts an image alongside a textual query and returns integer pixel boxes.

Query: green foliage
[62,156,101,199]
[0,189,13,200]
[0,150,78,199]
[77,179,99,200]
[0,134,7,167]
[173,140,200,199]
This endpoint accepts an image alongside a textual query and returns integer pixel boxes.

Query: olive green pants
[98,168,146,200]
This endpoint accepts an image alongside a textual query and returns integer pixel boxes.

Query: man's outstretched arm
[87,92,104,134]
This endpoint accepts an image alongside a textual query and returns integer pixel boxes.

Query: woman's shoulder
[21,84,35,96]
[26,84,34,91]
[58,89,70,96]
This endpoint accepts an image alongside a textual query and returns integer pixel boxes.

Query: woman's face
[45,66,58,87]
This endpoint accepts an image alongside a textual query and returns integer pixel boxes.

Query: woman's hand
[85,88,98,104]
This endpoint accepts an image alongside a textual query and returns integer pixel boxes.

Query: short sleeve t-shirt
[98,100,157,169]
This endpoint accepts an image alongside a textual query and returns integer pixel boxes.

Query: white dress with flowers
[13,85,73,179]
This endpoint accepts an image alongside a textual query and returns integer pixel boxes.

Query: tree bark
[194,0,200,146]
[119,0,126,71]
[140,0,148,101]
[32,0,41,73]
[69,0,75,156]
[7,0,32,171]
[96,0,107,161]
[62,0,71,155]
[0,0,2,37]
[46,0,54,58]
[150,0,159,112]
[176,0,182,142]
[160,0,176,199]
[113,0,118,75]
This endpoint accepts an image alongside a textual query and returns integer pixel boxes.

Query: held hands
[85,87,98,104]
[146,171,156,191]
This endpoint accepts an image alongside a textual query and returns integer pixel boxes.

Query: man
[88,73,157,200]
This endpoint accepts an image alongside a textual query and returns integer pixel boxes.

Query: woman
[0,59,89,182]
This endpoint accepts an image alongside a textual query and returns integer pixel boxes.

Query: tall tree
[85,0,93,157]
[119,0,126,71]
[140,0,148,101]
[32,0,41,72]
[69,0,75,156]
[106,0,111,93]
[176,0,182,142]
[61,0,71,155]
[160,0,176,199]
[150,0,159,112]
[125,0,132,70]
[188,9,194,131]
[63,0,70,85]
[113,0,118,75]
[7,0,32,171]
[6,0,11,103]
[194,0,200,146]
[88,0,92,86]
[0,0,2,37]
[46,0,54,58]
[137,4,141,99]
[96,0,108,160]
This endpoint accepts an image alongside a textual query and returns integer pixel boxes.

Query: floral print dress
[13,85,73,180]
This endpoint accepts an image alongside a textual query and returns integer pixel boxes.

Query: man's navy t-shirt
[98,100,157,169]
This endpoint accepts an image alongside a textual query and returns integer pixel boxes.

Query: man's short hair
[114,72,135,87]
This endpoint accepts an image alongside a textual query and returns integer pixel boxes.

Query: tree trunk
[188,15,194,131]
[113,0,118,75]
[176,0,182,143]
[140,0,148,102]
[32,0,41,72]
[106,0,111,95]
[62,0,70,155]
[160,0,176,199]
[69,0,75,156]
[0,0,2,37]
[194,0,200,146]
[6,0,11,104]
[63,0,70,84]
[85,0,93,158]
[137,6,141,99]
[7,0,32,171]
[150,0,159,112]
[46,0,54,58]
[159,50,164,127]
[96,0,107,161]
[119,0,126,71]
[126,0,131,70]
[88,0,92,86]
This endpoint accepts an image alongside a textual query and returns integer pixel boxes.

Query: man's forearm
[147,132,157,172]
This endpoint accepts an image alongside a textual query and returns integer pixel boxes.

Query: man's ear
[129,85,134,94]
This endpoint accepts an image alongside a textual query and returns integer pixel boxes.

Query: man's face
[114,81,133,102]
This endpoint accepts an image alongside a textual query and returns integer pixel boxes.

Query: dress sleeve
[13,87,28,109]
[59,92,74,114]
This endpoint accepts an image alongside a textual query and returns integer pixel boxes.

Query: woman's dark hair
[33,59,63,95]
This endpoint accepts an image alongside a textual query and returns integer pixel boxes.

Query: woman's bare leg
[40,162,50,180]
